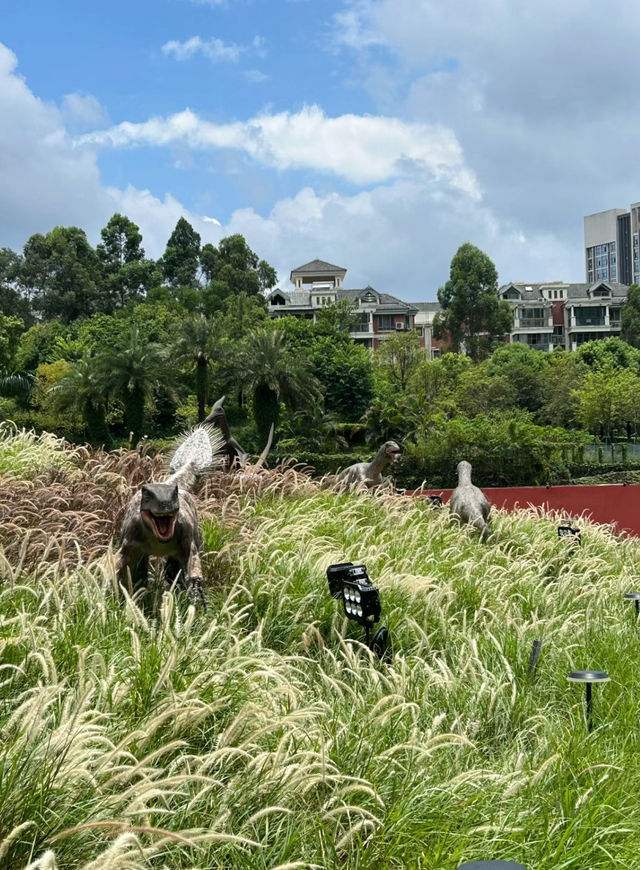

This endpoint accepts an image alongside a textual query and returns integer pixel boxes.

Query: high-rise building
[584,203,640,285]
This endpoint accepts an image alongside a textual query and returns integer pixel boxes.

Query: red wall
[411,484,640,538]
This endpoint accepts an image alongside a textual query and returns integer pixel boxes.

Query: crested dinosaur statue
[116,425,223,609]
[448,459,491,539]
[203,395,248,471]
[336,440,402,489]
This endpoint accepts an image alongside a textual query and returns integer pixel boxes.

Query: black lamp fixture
[457,862,527,869]
[624,592,640,619]
[567,670,610,732]
[558,520,581,545]
[326,562,390,658]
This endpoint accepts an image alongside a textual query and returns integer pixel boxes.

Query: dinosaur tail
[163,424,225,491]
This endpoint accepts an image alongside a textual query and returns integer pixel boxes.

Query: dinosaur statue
[203,396,248,471]
[116,425,223,609]
[336,440,402,489]
[449,460,491,539]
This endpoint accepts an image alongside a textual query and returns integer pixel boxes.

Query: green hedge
[272,450,367,477]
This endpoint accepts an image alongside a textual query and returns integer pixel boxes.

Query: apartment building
[267,259,418,350]
[584,204,640,285]
[500,280,629,351]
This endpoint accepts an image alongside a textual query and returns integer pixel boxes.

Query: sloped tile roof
[290,259,347,274]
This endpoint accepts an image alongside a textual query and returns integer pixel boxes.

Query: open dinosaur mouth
[144,510,178,541]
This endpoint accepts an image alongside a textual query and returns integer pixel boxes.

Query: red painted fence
[411,484,640,538]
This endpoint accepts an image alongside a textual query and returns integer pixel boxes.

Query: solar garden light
[567,670,610,732]
[326,562,388,654]
[457,862,527,869]
[527,639,542,677]
[427,493,443,507]
[624,592,640,619]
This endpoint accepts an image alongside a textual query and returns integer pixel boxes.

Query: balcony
[516,317,551,329]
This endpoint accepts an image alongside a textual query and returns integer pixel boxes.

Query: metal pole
[636,600,639,619]
[586,682,593,732]
[365,625,371,648]
[527,639,542,676]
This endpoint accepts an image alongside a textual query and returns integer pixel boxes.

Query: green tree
[21,227,104,322]
[14,320,70,371]
[0,314,25,369]
[376,331,424,391]
[621,284,640,348]
[487,343,547,413]
[576,336,640,372]
[537,351,586,428]
[574,365,639,437]
[434,242,513,361]
[453,365,518,417]
[48,355,110,443]
[172,314,216,422]
[160,218,201,289]
[97,213,160,308]
[100,327,168,444]
[240,328,321,443]
[0,247,32,324]
[200,235,277,313]
[310,337,374,422]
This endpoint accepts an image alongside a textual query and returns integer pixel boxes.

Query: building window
[378,314,397,331]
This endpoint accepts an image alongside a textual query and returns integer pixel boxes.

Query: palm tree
[240,328,321,443]
[100,327,168,445]
[0,369,33,404]
[172,314,216,422]
[48,355,110,444]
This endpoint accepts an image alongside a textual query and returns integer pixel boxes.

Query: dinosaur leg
[162,557,183,591]
[116,546,148,595]
[185,543,206,610]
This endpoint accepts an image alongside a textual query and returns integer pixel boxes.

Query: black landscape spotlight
[567,670,610,732]
[326,562,389,657]
[624,592,640,619]
[427,493,443,507]
[558,521,581,545]
[457,862,527,869]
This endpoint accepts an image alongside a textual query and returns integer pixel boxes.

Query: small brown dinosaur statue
[116,426,223,608]
[448,459,491,539]
[336,440,402,489]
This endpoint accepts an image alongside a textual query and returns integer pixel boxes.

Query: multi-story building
[500,280,629,351]
[268,259,418,350]
[584,203,640,285]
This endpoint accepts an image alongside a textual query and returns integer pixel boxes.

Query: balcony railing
[574,317,606,327]
[517,317,550,328]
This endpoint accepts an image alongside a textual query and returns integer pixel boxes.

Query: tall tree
[48,355,110,444]
[621,284,640,349]
[172,314,216,422]
[100,326,168,444]
[200,234,277,313]
[21,226,103,322]
[239,328,321,443]
[160,218,201,289]
[97,213,159,308]
[434,242,513,361]
[0,248,32,324]
[376,331,424,391]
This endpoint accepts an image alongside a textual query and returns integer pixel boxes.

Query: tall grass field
[1,424,640,869]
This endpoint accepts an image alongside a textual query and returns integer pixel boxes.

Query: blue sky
[2,0,640,298]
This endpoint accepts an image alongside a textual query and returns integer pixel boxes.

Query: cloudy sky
[2,0,639,299]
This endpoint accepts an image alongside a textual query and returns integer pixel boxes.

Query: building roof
[339,288,417,312]
[414,302,442,311]
[500,281,629,302]
[290,259,347,276]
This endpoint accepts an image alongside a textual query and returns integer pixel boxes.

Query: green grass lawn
[2,428,640,868]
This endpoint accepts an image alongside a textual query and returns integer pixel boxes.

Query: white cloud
[244,68,269,83]
[162,36,242,63]
[0,42,222,258]
[332,0,640,273]
[79,105,480,194]
[61,92,110,129]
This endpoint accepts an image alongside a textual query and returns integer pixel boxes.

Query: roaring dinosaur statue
[449,460,491,539]
[337,440,402,489]
[203,396,248,471]
[116,425,223,608]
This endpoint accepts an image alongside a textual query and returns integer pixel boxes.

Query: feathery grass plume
[4,438,640,867]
